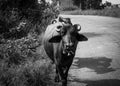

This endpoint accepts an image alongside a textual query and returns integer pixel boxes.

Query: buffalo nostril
[66,45,69,49]
[65,45,69,49]
[66,45,71,51]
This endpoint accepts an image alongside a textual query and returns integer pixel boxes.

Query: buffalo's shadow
[72,79,120,86]
[73,57,115,74]
[81,32,104,39]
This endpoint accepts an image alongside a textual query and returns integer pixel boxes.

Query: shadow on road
[81,32,104,38]
[71,79,120,86]
[73,57,115,74]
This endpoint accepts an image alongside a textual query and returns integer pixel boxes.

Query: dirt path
[60,15,120,86]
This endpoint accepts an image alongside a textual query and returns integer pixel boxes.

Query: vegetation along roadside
[0,0,60,86]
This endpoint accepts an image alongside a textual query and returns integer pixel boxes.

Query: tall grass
[0,33,59,86]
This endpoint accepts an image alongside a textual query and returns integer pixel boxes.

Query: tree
[105,1,112,7]
[0,0,59,39]
[72,0,81,7]
[72,0,102,10]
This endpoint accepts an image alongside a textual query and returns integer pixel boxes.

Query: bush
[63,8,120,18]
[0,0,59,39]
[0,0,59,86]
[62,6,78,11]
[0,33,57,86]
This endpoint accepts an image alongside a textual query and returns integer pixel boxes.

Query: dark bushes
[0,0,59,86]
[63,7,120,18]
[0,0,58,39]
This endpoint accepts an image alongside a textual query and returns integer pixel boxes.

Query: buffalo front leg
[54,66,60,82]
[62,66,70,86]
[57,65,68,86]
[62,61,73,86]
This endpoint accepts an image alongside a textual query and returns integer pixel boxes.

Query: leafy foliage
[72,0,81,7]
[0,0,58,39]
[66,8,120,18]
[0,0,59,86]
[72,0,102,10]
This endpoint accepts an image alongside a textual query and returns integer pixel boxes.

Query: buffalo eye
[61,30,66,35]
[70,31,76,36]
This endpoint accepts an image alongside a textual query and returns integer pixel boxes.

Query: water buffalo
[43,17,88,86]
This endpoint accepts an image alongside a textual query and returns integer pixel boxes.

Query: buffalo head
[49,17,88,56]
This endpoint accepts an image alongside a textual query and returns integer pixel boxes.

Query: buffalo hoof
[62,80,67,86]
[54,76,60,82]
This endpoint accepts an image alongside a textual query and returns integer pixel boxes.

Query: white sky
[102,0,120,4]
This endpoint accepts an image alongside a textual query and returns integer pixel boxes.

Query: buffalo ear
[59,16,63,21]
[76,33,88,41]
[49,35,62,43]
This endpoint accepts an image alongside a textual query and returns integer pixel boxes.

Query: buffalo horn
[77,24,81,31]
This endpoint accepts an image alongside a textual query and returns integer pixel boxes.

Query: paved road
[61,15,120,86]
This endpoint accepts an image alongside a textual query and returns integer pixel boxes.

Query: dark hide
[43,17,88,86]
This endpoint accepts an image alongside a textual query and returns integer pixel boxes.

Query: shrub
[0,0,59,39]
[62,6,78,11]
[67,8,120,18]
[0,0,59,86]
[0,34,55,86]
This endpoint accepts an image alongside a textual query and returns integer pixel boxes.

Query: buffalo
[43,17,88,86]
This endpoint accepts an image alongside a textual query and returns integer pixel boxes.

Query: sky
[102,0,120,4]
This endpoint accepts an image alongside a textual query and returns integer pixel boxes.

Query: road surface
[60,15,120,86]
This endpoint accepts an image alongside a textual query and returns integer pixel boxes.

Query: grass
[0,34,58,86]
[61,8,120,18]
